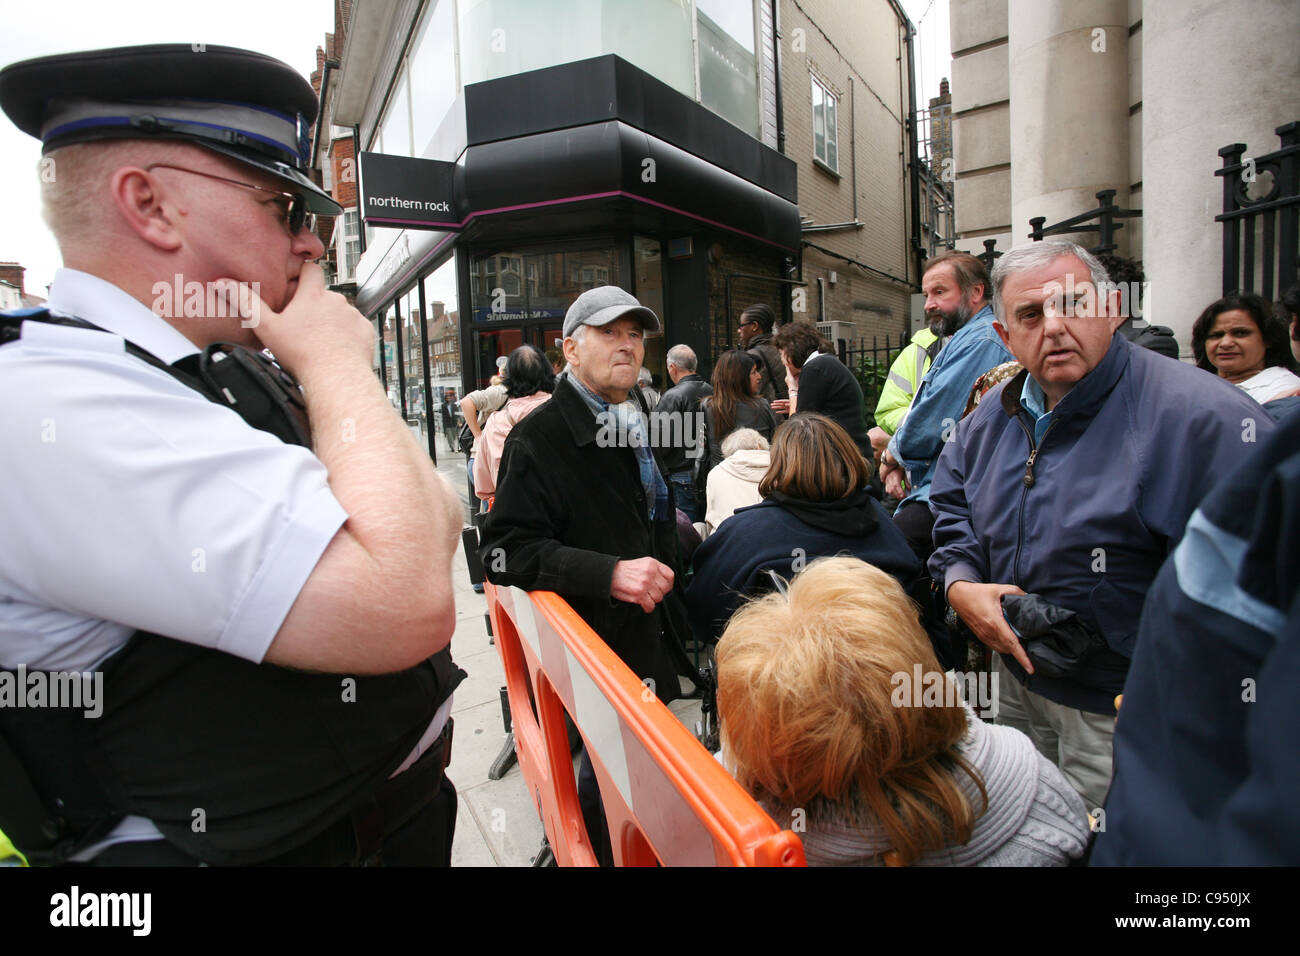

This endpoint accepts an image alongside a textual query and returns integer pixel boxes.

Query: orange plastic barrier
[486,581,805,866]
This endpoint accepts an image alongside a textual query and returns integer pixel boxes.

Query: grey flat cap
[562,286,662,338]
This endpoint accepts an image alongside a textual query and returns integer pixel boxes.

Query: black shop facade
[353,55,800,466]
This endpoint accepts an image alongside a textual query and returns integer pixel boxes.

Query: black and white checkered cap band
[40,96,307,167]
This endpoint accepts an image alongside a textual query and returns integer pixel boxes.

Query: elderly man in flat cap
[480,285,691,866]
[0,45,465,866]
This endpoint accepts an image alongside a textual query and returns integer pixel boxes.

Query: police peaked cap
[0,43,342,215]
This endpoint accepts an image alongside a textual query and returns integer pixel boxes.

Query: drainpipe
[886,0,923,283]
[773,0,785,154]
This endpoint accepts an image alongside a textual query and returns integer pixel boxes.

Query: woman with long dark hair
[473,344,556,500]
[1191,292,1300,405]
[701,350,776,472]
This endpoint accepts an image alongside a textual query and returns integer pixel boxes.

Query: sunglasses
[145,163,316,235]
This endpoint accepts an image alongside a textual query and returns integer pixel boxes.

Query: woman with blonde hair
[716,556,1090,866]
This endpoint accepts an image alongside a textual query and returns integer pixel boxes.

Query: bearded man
[880,251,1012,563]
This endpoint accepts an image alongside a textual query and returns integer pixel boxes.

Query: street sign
[358,152,461,230]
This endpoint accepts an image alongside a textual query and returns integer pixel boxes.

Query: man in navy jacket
[929,241,1272,812]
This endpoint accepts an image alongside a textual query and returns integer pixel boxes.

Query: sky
[902,0,953,106]
[0,0,951,299]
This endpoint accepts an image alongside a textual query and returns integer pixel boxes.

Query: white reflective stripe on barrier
[511,586,542,660]
[565,644,634,811]
[504,586,720,864]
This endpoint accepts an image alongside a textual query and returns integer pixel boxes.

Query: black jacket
[685,488,921,642]
[746,333,788,403]
[702,397,777,471]
[656,373,713,474]
[796,353,871,457]
[479,376,685,701]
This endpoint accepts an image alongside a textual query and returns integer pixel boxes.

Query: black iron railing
[1029,189,1141,256]
[1216,122,1299,301]
[836,333,910,413]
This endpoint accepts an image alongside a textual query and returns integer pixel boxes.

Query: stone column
[1008,0,1130,250]
[1143,0,1300,346]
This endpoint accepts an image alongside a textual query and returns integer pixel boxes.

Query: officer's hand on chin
[215,263,373,379]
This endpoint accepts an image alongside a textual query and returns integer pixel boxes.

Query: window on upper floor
[811,74,838,173]
[338,209,361,283]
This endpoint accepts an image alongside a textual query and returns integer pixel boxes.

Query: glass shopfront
[370,254,470,514]
[467,237,669,394]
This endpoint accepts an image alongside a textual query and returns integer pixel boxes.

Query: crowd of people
[2,37,1296,870]
[481,240,1300,866]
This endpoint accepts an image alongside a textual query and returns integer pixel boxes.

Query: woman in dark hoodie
[686,414,922,643]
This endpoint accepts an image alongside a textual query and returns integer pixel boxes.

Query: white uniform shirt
[0,269,348,672]
[1,269,350,856]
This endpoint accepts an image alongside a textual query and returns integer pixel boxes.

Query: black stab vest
[0,310,464,863]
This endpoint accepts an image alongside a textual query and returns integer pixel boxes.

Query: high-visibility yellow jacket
[0,828,27,866]
[873,327,939,435]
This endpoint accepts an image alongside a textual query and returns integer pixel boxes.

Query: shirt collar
[566,369,612,417]
[1020,373,1050,421]
[46,268,200,363]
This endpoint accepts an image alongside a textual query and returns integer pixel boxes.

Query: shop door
[471,323,566,388]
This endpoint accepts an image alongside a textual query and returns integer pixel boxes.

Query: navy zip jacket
[929,333,1274,714]
[1094,407,1300,864]
[685,488,920,642]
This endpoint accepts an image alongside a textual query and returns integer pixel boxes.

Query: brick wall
[776,0,916,344]
[0,262,24,295]
[705,238,787,364]
[331,136,357,207]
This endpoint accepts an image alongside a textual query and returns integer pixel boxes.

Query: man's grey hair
[568,324,588,345]
[666,344,697,372]
[721,428,770,457]
[990,240,1110,321]
[638,367,653,386]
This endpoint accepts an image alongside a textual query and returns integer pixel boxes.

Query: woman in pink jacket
[474,345,555,501]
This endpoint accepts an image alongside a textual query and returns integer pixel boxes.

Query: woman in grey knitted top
[715,556,1090,866]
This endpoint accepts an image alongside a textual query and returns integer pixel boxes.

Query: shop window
[409,0,458,157]
[470,244,619,324]
[422,256,463,458]
[696,0,759,136]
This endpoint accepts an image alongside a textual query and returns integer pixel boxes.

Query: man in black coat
[480,285,686,864]
[655,343,713,522]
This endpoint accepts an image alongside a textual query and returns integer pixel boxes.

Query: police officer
[0,45,465,865]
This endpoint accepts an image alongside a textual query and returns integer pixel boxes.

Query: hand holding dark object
[998,593,1109,680]
[947,580,1032,673]
[611,557,675,613]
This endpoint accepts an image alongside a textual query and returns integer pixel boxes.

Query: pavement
[435,444,702,866]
